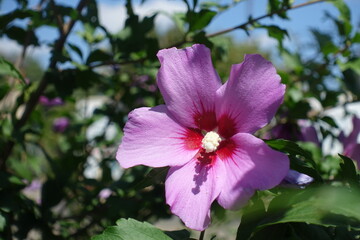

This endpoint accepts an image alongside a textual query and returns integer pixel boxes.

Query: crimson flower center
[201,131,222,153]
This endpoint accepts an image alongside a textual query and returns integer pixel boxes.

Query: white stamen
[201,131,222,153]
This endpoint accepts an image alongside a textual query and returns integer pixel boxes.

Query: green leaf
[265,139,313,163]
[86,49,112,64]
[134,167,169,190]
[352,32,360,43]
[265,139,322,181]
[0,82,10,101]
[322,91,340,108]
[4,26,38,47]
[0,9,36,30]
[331,0,352,36]
[320,116,338,128]
[289,100,311,119]
[0,212,5,232]
[267,187,360,227]
[338,154,358,184]
[310,29,337,56]
[256,24,288,49]
[267,0,291,19]
[67,43,83,60]
[289,155,322,182]
[141,15,157,34]
[339,58,360,75]
[0,172,26,191]
[193,31,213,48]
[83,0,100,26]
[0,56,26,84]
[342,68,360,97]
[236,195,267,240]
[281,50,303,74]
[200,1,229,12]
[188,9,217,32]
[237,186,360,240]
[164,229,191,240]
[92,218,172,240]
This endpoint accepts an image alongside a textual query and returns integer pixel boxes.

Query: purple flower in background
[283,169,314,186]
[22,180,42,204]
[39,96,64,108]
[267,120,320,146]
[50,97,64,106]
[339,116,360,169]
[117,44,289,230]
[297,120,320,146]
[99,188,112,203]
[53,117,70,133]
[134,75,157,93]
[39,96,50,105]
[134,75,150,84]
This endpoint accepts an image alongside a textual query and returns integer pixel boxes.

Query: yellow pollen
[201,131,222,153]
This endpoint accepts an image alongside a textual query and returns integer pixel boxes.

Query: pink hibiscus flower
[117,44,289,231]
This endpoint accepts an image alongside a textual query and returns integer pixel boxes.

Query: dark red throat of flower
[182,129,236,167]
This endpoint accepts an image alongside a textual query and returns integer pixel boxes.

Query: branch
[206,0,326,38]
[14,0,48,75]
[89,58,146,69]
[0,0,89,169]
[90,0,327,69]
[199,230,205,240]
[50,0,65,36]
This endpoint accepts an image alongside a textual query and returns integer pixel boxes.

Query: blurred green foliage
[0,0,359,239]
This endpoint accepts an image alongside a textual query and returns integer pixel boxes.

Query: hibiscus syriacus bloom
[339,116,360,169]
[39,96,64,107]
[117,44,289,230]
[53,117,70,133]
[266,119,320,146]
[283,169,313,186]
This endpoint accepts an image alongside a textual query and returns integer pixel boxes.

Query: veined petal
[217,133,289,210]
[165,156,225,231]
[117,105,200,168]
[216,54,285,136]
[157,44,221,130]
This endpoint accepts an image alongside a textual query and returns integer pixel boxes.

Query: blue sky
[0,0,359,68]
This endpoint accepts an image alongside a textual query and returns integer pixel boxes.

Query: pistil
[201,131,222,153]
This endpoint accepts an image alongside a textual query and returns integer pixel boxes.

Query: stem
[206,0,326,38]
[0,0,89,170]
[13,0,47,79]
[199,230,205,240]
[50,0,66,36]
[90,0,327,69]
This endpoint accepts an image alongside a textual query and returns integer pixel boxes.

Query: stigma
[201,131,222,153]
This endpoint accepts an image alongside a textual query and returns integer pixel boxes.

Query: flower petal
[284,169,314,186]
[216,54,285,135]
[298,120,320,146]
[165,157,225,231]
[157,44,221,130]
[217,133,289,210]
[117,105,200,168]
[343,116,360,148]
